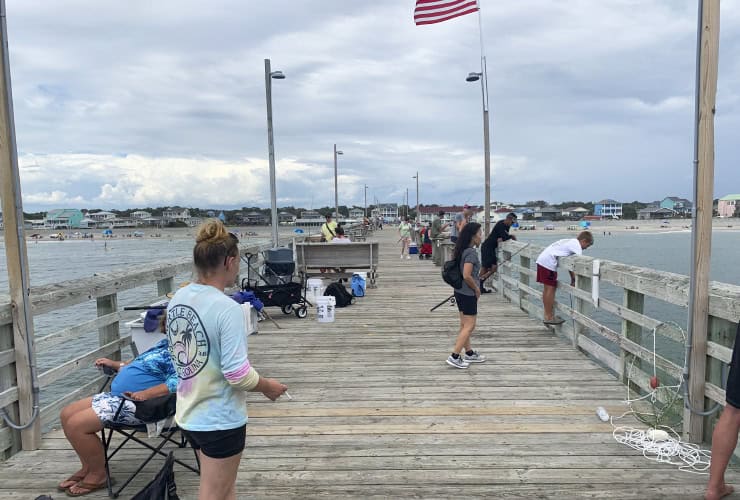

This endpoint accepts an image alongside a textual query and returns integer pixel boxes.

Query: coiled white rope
[610,323,712,474]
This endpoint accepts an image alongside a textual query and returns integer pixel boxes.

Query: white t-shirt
[535,238,583,271]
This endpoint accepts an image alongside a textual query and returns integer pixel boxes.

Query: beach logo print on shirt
[167,304,210,379]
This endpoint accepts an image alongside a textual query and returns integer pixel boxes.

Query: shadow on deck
[0,229,732,499]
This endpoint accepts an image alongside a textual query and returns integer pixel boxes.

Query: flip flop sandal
[65,480,108,497]
[543,318,565,325]
[57,475,85,492]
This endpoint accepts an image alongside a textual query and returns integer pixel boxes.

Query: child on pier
[535,231,593,325]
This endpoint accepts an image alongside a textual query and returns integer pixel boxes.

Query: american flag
[414,0,479,26]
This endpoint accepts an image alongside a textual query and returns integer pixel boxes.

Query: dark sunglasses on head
[224,232,240,266]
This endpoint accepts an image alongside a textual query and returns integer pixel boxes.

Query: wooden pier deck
[0,229,735,499]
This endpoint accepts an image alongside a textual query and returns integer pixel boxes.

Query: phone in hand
[98,364,117,376]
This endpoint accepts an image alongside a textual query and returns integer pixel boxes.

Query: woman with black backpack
[446,222,487,369]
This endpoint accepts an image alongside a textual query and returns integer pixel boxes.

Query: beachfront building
[533,206,562,220]
[376,203,399,221]
[718,194,740,218]
[87,211,116,222]
[562,206,590,219]
[130,210,151,220]
[162,207,191,224]
[594,199,623,219]
[278,212,295,224]
[638,207,676,220]
[188,217,203,227]
[349,207,365,219]
[660,197,692,216]
[44,209,83,229]
[419,206,479,225]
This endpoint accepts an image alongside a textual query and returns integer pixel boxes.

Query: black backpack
[442,256,463,289]
[324,281,354,307]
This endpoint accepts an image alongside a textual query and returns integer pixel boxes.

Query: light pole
[405,188,409,219]
[466,70,491,236]
[333,144,343,220]
[264,58,285,248]
[364,184,368,218]
[412,172,419,225]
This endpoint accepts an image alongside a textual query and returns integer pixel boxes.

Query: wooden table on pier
[0,229,736,499]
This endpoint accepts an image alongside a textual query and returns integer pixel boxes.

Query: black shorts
[454,292,478,316]
[481,243,497,268]
[182,425,246,459]
[726,327,740,409]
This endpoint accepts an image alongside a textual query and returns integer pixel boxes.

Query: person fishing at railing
[57,312,175,497]
[167,219,287,500]
[535,231,594,325]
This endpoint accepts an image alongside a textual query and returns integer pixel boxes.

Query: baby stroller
[241,249,310,319]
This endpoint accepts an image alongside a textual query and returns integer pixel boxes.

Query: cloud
[7,0,740,211]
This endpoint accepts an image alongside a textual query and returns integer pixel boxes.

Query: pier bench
[295,241,379,287]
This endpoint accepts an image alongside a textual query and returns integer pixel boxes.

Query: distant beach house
[376,203,399,221]
[533,206,562,220]
[594,199,623,219]
[278,211,295,223]
[44,209,83,229]
[87,211,116,222]
[130,210,151,220]
[349,208,365,219]
[718,194,740,217]
[561,206,590,219]
[660,197,692,216]
[418,206,480,224]
[241,211,269,225]
[638,207,676,220]
[162,208,191,223]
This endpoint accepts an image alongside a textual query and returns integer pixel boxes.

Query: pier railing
[492,239,740,443]
[0,239,277,459]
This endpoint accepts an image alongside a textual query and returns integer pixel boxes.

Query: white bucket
[316,296,336,323]
[307,278,324,304]
[241,303,258,336]
[353,272,367,280]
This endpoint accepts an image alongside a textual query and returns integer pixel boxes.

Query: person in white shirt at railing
[535,231,594,325]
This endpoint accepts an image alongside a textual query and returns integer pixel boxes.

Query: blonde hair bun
[196,219,229,244]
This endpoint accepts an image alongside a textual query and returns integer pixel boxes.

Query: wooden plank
[34,312,121,351]
[37,337,130,389]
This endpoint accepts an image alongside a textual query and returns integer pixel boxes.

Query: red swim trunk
[536,264,558,287]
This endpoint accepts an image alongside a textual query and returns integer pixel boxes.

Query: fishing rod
[429,243,531,312]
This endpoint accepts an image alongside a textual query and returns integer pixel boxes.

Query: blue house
[660,197,692,216]
[594,199,622,219]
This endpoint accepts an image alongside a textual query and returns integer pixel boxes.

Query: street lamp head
[270,70,286,80]
[336,150,344,155]
[466,72,482,82]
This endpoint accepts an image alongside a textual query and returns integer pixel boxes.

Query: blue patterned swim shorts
[92,393,145,425]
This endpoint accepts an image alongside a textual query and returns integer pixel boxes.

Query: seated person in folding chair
[57,331,177,497]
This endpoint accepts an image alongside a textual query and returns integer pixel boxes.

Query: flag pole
[476,1,492,236]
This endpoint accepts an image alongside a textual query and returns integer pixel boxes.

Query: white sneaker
[406,255,411,259]
[400,255,404,259]
[446,355,469,369]
[463,350,486,363]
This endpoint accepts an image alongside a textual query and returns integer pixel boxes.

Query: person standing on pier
[321,213,337,241]
[430,210,449,266]
[446,222,486,369]
[167,220,287,500]
[535,231,593,325]
[705,326,740,500]
[398,216,412,259]
[449,204,472,243]
[479,212,517,293]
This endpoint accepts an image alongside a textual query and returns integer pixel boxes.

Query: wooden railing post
[573,273,592,349]
[704,316,735,442]
[519,254,530,311]
[0,323,20,458]
[157,277,175,298]
[97,293,120,361]
[620,289,645,389]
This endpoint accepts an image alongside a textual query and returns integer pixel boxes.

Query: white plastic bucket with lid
[316,296,336,323]
[307,278,324,304]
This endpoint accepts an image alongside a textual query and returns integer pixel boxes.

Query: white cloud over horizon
[6,1,740,212]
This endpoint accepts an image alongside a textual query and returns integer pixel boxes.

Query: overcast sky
[7,1,740,212]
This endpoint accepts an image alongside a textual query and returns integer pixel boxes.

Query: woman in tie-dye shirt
[167,220,287,500]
